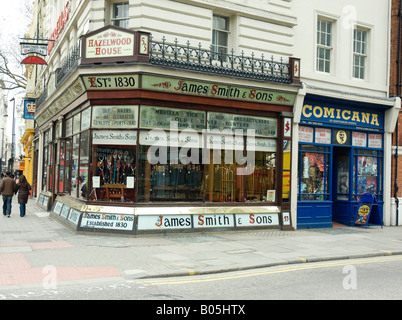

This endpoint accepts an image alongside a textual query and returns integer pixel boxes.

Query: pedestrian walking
[0,171,17,217]
[15,175,31,217]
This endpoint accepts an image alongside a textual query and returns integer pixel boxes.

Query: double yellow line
[138,255,402,286]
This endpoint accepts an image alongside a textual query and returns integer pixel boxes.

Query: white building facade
[27,0,398,234]
[292,0,400,228]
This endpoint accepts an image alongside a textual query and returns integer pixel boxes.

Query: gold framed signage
[82,74,139,90]
[142,75,296,106]
[333,129,350,145]
[81,26,150,64]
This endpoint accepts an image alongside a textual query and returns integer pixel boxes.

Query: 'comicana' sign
[301,104,384,130]
[142,75,296,106]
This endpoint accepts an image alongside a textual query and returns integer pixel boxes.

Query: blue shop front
[297,94,386,228]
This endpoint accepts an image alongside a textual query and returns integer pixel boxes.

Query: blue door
[297,142,384,228]
[332,146,353,225]
[297,145,332,228]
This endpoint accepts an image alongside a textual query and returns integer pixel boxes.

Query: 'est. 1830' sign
[82,74,139,90]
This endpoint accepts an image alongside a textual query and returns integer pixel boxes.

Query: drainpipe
[395,0,402,226]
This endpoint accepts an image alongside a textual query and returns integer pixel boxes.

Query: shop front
[34,26,303,235]
[297,94,395,228]
[38,75,297,234]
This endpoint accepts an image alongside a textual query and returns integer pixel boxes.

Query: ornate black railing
[36,35,295,110]
[150,36,292,84]
[56,42,81,85]
[36,42,81,111]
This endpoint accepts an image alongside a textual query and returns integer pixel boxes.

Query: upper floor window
[316,19,332,73]
[212,14,230,60]
[353,28,367,79]
[111,2,129,28]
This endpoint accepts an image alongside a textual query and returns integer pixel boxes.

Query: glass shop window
[354,149,383,201]
[137,130,204,202]
[92,145,137,202]
[71,134,80,197]
[42,129,53,192]
[298,145,330,201]
[64,139,71,194]
[205,137,277,203]
[58,140,65,193]
[48,145,54,192]
[42,145,48,191]
[282,140,291,202]
[79,131,90,200]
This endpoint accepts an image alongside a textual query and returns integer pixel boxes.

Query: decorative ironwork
[150,36,292,83]
[56,42,81,85]
[36,35,295,110]
[36,42,80,111]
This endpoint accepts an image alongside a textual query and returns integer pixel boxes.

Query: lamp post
[9,97,15,172]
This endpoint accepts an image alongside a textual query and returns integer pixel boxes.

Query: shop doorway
[332,146,353,225]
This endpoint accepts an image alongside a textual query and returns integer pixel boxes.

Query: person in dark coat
[15,175,31,217]
[0,171,17,217]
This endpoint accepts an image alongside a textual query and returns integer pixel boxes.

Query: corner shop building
[34,26,304,235]
[33,26,400,234]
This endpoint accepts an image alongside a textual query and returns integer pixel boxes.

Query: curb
[133,250,402,280]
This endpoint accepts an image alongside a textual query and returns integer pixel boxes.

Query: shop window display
[138,145,203,202]
[54,106,283,205]
[245,151,276,202]
[42,145,48,191]
[64,139,71,194]
[58,141,65,193]
[79,131,90,200]
[282,140,291,201]
[205,149,276,202]
[354,150,382,201]
[205,151,239,202]
[71,135,79,197]
[299,146,330,201]
[92,145,136,201]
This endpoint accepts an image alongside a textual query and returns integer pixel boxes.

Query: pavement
[1,196,402,289]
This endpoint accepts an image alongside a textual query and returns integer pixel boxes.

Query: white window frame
[316,18,333,73]
[111,2,129,28]
[353,28,368,80]
[212,14,230,60]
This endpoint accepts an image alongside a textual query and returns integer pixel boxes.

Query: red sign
[48,1,70,54]
[21,56,47,65]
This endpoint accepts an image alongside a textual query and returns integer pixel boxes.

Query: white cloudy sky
[0,0,31,42]
[0,0,32,137]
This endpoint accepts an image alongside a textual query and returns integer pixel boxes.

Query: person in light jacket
[0,171,17,217]
[15,175,31,217]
